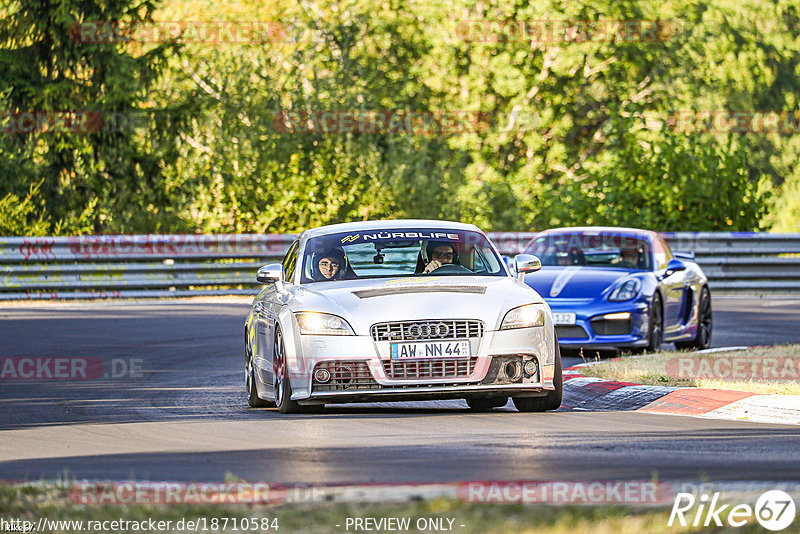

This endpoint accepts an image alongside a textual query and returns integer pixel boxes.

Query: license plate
[553,312,576,325]
[390,340,470,360]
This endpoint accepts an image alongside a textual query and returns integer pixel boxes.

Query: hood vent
[353,285,486,298]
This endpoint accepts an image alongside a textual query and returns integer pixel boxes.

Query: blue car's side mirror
[663,258,687,279]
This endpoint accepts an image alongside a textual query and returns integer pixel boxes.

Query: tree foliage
[1,0,798,235]
[0,0,190,234]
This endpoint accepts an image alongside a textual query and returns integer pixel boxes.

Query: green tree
[557,114,769,230]
[159,0,465,233]
[0,0,190,234]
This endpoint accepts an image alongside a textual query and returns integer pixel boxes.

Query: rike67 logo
[669,490,796,531]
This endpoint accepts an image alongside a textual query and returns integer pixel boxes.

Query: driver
[617,244,640,268]
[312,247,346,281]
[422,241,457,274]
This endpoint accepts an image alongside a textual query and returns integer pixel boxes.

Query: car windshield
[525,232,653,270]
[300,228,506,283]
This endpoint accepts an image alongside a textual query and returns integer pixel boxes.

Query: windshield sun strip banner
[335,230,464,246]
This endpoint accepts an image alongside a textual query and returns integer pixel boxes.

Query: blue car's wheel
[676,287,712,350]
[644,293,663,353]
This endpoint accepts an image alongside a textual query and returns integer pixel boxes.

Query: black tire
[644,292,664,353]
[513,342,563,412]
[273,327,302,414]
[675,286,712,350]
[465,396,508,411]
[246,329,272,408]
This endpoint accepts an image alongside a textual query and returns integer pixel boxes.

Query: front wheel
[246,329,272,408]
[513,342,562,412]
[675,286,712,350]
[273,327,302,414]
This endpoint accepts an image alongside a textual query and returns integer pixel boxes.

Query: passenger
[313,248,346,281]
[423,241,457,274]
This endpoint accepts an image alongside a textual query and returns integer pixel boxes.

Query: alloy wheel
[273,329,286,407]
[698,289,712,347]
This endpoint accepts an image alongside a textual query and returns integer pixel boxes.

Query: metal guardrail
[662,232,800,291]
[1,232,798,299]
[0,235,294,300]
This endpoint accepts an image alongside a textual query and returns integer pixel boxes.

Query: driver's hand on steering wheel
[423,259,443,274]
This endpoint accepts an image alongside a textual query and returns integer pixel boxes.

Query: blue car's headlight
[295,312,355,335]
[609,279,641,302]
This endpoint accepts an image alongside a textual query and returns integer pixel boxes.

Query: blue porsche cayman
[520,227,712,352]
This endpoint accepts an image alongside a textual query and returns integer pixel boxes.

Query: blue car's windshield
[300,229,506,283]
[525,232,652,270]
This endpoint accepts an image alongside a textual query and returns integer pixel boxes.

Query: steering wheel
[426,263,471,274]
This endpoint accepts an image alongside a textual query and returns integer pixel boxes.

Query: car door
[256,240,299,398]
[655,237,688,334]
[255,285,278,396]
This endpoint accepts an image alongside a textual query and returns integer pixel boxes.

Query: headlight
[500,303,546,330]
[295,312,355,336]
[609,279,641,302]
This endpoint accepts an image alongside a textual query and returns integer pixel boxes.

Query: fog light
[523,360,538,375]
[314,368,331,383]
[603,312,632,321]
[502,360,522,382]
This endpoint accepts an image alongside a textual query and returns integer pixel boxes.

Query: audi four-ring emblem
[406,322,450,338]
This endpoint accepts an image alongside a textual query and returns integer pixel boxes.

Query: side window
[282,241,300,283]
[654,237,672,270]
[472,247,488,272]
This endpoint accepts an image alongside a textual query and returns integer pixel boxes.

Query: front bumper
[268,323,557,403]
[548,299,650,348]
[303,383,548,404]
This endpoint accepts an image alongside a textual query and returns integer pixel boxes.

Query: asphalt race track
[1,296,800,484]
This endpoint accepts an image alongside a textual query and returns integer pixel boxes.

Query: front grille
[383,357,479,380]
[371,320,484,342]
[311,359,482,393]
[555,325,589,340]
[312,361,378,391]
[590,317,633,336]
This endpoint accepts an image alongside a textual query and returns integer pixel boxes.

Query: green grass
[577,344,800,395]
[0,484,780,533]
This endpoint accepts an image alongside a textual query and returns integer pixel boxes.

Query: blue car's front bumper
[546,298,651,348]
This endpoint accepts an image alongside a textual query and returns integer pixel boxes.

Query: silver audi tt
[244,220,562,413]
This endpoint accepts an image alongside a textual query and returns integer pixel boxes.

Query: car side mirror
[514,254,541,281]
[256,263,284,284]
[663,258,687,279]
